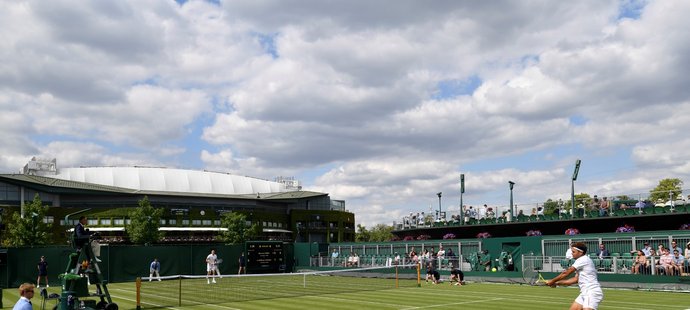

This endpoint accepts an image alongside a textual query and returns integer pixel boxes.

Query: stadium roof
[53,167,286,195]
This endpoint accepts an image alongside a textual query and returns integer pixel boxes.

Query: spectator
[478,204,487,219]
[671,250,684,276]
[565,247,573,260]
[674,194,685,206]
[658,249,673,275]
[657,244,667,257]
[599,197,609,216]
[654,199,665,208]
[684,242,690,261]
[437,246,445,260]
[634,200,646,209]
[393,252,401,266]
[536,206,544,216]
[530,208,537,216]
[330,248,339,266]
[670,241,682,254]
[499,211,508,222]
[409,247,418,264]
[641,242,653,257]
[486,207,496,219]
[590,195,600,212]
[577,203,585,218]
[36,256,48,288]
[346,252,358,267]
[632,250,648,274]
[595,244,610,259]
[12,283,35,310]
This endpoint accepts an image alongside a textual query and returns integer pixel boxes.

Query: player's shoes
[212,280,217,284]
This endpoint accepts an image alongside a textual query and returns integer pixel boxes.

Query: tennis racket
[522,260,547,286]
[215,258,223,265]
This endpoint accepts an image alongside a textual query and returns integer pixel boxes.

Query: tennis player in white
[546,242,603,310]
[206,249,218,284]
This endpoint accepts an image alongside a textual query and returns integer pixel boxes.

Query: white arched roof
[52,167,286,195]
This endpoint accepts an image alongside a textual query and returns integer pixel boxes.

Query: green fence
[0,243,299,288]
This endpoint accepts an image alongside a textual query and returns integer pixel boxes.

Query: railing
[522,255,690,276]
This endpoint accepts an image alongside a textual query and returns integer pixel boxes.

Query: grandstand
[393,192,690,239]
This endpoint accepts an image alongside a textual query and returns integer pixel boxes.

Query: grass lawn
[3,279,690,309]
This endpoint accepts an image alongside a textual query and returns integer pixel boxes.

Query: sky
[2,0,690,228]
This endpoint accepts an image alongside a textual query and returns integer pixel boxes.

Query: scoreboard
[246,241,284,273]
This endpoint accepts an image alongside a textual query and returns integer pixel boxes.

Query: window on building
[213,220,220,226]
[88,219,98,226]
[43,216,54,224]
[125,219,131,225]
[114,218,125,225]
[192,219,201,226]
[169,219,177,225]
[101,219,111,226]
[182,219,189,225]
[160,219,166,225]
[202,220,211,226]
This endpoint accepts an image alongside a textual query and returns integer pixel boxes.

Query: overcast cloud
[1,0,689,227]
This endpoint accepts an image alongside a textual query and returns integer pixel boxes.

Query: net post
[395,265,398,288]
[135,277,141,310]
[416,262,421,287]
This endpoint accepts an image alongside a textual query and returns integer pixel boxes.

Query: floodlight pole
[571,159,581,217]
[437,192,442,221]
[460,174,465,225]
[509,181,515,219]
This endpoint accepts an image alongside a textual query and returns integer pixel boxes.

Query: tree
[572,193,592,209]
[368,224,395,242]
[355,224,395,242]
[355,224,370,242]
[2,194,52,247]
[220,212,260,244]
[126,196,163,245]
[542,199,559,215]
[649,178,683,203]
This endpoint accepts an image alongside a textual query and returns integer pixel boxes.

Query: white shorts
[575,289,603,309]
[207,265,217,272]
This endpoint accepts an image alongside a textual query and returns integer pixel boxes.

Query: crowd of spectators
[399,191,690,230]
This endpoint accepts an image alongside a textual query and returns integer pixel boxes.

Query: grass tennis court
[3,280,690,310]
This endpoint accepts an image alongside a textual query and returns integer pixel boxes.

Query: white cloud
[3,1,690,228]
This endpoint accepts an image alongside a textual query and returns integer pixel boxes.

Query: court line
[397,286,654,310]
[402,297,505,309]
[302,294,409,308]
[108,292,180,310]
[111,287,244,310]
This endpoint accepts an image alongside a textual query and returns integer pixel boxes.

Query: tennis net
[136,264,420,308]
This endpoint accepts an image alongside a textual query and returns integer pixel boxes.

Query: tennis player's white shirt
[206,253,218,272]
[572,255,603,309]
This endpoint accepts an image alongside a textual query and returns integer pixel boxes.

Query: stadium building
[0,157,355,244]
